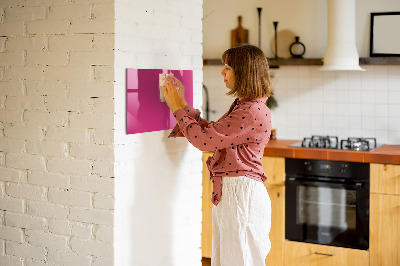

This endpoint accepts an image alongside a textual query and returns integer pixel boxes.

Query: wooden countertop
[263,139,400,165]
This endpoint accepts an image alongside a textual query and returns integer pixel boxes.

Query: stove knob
[340,164,347,174]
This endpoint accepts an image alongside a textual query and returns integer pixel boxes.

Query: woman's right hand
[168,76,187,108]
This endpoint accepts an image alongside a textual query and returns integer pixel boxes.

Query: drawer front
[284,241,369,266]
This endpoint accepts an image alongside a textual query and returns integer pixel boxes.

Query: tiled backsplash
[203,65,400,144]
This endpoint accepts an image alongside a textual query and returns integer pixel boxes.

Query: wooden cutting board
[231,16,249,48]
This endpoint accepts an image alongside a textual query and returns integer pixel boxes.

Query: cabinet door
[261,156,285,186]
[265,184,284,266]
[202,152,213,258]
[284,241,369,266]
[370,163,400,195]
[370,193,400,266]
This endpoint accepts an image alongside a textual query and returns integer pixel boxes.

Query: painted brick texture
[0,0,115,265]
[113,0,203,265]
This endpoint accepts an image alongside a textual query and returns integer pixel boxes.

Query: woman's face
[220,64,235,89]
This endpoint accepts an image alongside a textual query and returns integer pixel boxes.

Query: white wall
[0,0,115,265]
[113,0,203,265]
[203,0,400,145]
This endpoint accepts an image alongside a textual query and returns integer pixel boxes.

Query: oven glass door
[285,179,369,250]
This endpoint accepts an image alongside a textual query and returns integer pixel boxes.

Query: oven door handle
[287,177,364,189]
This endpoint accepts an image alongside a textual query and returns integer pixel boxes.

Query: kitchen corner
[202,139,400,265]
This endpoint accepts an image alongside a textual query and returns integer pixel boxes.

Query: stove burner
[294,136,379,151]
[301,135,339,149]
[340,137,377,151]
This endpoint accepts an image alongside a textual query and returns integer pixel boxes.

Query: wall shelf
[203,57,400,67]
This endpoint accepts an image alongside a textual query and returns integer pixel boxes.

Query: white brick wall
[114,0,203,265]
[1,0,204,265]
[0,0,115,265]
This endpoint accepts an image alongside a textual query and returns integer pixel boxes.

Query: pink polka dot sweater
[168,97,272,206]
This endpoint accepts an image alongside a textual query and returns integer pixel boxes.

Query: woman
[161,44,273,266]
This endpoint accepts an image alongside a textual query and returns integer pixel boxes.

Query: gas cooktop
[289,135,383,151]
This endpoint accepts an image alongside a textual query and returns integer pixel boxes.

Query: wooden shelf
[203,57,400,67]
[203,58,323,67]
[359,57,400,65]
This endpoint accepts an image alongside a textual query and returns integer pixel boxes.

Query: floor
[202,257,211,266]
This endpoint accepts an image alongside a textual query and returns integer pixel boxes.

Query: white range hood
[320,0,365,71]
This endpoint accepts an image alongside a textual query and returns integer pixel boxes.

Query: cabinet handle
[314,252,335,257]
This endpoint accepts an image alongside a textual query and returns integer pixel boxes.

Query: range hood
[320,0,365,71]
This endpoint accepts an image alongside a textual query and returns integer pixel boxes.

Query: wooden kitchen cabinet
[264,184,285,266]
[201,153,286,266]
[261,156,285,266]
[370,163,400,195]
[202,152,213,258]
[284,241,369,266]
[370,163,400,266]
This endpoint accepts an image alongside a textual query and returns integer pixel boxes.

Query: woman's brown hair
[221,44,273,99]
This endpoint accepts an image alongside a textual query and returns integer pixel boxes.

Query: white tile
[323,87,336,103]
[323,103,336,115]
[374,130,389,144]
[374,117,389,129]
[336,128,349,140]
[297,102,312,115]
[388,91,400,104]
[335,73,349,90]
[298,77,311,89]
[362,116,375,130]
[374,78,388,91]
[374,90,388,104]
[362,65,375,74]
[348,90,362,103]
[362,129,375,138]
[323,115,336,129]
[336,90,349,103]
[336,103,349,116]
[310,66,324,77]
[311,87,323,101]
[311,114,324,128]
[388,104,400,117]
[388,131,400,144]
[310,77,324,89]
[375,104,389,117]
[361,104,375,116]
[311,127,324,136]
[285,66,298,77]
[298,67,311,78]
[348,103,362,116]
[374,65,387,78]
[286,77,299,89]
[322,70,335,78]
[272,76,286,90]
[323,127,337,135]
[336,115,348,128]
[348,116,362,129]
[388,117,400,131]
[287,113,300,127]
[349,128,362,137]
[348,75,362,90]
[388,76,400,91]
[388,65,400,76]
[361,75,374,91]
[361,90,374,104]
[311,102,324,113]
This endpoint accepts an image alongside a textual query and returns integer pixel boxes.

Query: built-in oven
[285,158,369,250]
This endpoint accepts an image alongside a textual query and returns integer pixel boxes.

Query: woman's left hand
[160,76,185,113]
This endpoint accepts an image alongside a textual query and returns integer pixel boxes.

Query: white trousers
[211,176,271,266]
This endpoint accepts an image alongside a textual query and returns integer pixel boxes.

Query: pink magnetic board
[126,68,193,135]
